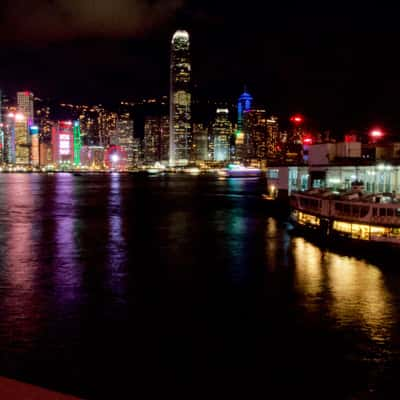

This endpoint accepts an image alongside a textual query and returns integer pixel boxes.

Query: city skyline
[0,1,399,134]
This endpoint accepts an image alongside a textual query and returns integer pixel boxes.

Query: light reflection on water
[0,174,398,398]
[1,175,41,350]
[293,237,394,344]
[54,174,81,293]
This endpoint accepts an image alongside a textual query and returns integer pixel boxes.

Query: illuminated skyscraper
[30,125,39,167]
[14,91,33,163]
[35,100,52,144]
[17,91,34,126]
[169,30,192,165]
[212,109,233,162]
[266,116,280,159]
[237,89,253,133]
[73,121,82,166]
[235,89,253,161]
[144,116,169,164]
[15,113,30,165]
[117,113,135,168]
[243,108,271,165]
[4,113,16,164]
[52,121,74,167]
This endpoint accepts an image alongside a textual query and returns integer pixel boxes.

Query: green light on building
[73,121,82,166]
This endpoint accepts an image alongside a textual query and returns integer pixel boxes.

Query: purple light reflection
[54,174,81,301]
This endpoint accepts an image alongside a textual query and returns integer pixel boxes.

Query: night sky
[0,0,399,134]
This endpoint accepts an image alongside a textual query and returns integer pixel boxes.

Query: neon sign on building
[59,134,71,156]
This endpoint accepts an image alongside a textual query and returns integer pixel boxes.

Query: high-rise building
[17,91,34,125]
[16,92,34,161]
[169,30,192,165]
[160,116,169,162]
[30,125,40,167]
[211,109,233,162]
[193,123,208,161]
[52,121,74,167]
[117,113,135,168]
[99,110,118,146]
[286,114,305,162]
[4,113,16,164]
[39,143,52,167]
[15,113,30,165]
[35,101,52,144]
[73,121,82,166]
[243,108,268,162]
[132,138,143,167]
[266,116,280,159]
[235,89,253,161]
[237,89,253,133]
[144,116,169,164]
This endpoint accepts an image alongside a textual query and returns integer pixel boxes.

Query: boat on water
[217,164,263,178]
[290,182,400,246]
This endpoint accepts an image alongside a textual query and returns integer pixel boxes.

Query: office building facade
[169,30,192,165]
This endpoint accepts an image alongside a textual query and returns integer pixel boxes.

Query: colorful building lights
[73,121,82,166]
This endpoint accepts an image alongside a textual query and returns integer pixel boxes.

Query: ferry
[217,164,262,178]
[290,182,400,246]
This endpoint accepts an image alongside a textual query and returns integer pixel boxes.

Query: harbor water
[0,173,399,399]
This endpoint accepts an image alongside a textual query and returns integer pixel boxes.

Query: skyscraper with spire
[237,87,253,133]
[169,30,192,166]
[235,88,253,161]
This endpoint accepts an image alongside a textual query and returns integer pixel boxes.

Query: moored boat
[290,184,400,246]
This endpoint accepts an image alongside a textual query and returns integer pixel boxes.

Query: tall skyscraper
[169,30,192,166]
[144,116,169,164]
[15,113,30,165]
[237,89,253,133]
[30,125,40,167]
[73,121,82,166]
[15,91,34,162]
[35,99,52,144]
[117,113,135,168]
[266,116,280,159]
[211,109,233,162]
[243,108,267,161]
[17,91,34,126]
[235,89,253,161]
[4,113,16,164]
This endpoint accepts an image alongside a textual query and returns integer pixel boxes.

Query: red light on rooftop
[303,135,313,145]
[370,129,384,138]
[290,114,304,124]
[344,134,357,143]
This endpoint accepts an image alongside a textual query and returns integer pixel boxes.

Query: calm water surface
[0,173,400,399]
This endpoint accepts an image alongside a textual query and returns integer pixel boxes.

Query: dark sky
[1,0,400,134]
